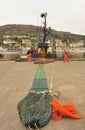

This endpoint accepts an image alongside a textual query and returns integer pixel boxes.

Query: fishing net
[17,66,52,129]
[17,65,84,129]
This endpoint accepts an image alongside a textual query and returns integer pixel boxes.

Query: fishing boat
[17,13,84,130]
[15,12,57,62]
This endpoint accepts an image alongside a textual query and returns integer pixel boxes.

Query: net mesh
[17,66,52,129]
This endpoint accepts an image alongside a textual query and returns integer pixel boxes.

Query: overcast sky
[0,0,85,35]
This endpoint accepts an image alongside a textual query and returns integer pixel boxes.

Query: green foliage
[84,39,85,47]
[0,35,3,45]
[0,24,85,46]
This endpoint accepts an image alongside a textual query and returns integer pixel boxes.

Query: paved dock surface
[0,61,85,130]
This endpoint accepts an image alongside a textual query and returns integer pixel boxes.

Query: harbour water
[56,48,85,60]
[0,48,85,60]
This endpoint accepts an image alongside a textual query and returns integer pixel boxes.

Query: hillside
[0,24,85,42]
[0,24,40,34]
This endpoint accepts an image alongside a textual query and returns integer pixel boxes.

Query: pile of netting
[17,92,52,129]
[17,66,53,129]
[34,58,55,64]
[17,65,84,129]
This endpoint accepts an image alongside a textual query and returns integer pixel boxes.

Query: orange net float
[50,99,85,121]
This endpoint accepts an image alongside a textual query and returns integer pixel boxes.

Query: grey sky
[0,0,85,35]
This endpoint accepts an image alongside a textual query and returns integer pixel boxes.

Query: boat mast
[38,12,51,54]
[41,12,47,44]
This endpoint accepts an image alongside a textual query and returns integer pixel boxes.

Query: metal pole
[50,63,55,90]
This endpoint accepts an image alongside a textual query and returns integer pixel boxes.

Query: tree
[0,35,3,46]
[84,39,85,47]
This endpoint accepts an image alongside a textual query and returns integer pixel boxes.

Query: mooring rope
[50,63,55,90]
[28,125,33,130]
[28,123,41,130]
[50,62,60,98]
[34,123,40,130]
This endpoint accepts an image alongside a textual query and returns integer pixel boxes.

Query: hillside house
[71,40,84,48]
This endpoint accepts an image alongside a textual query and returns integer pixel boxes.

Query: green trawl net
[17,65,52,129]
